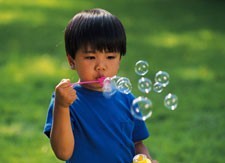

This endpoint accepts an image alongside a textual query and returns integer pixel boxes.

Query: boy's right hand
[55,79,77,108]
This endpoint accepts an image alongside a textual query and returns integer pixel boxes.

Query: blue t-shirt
[44,85,149,163]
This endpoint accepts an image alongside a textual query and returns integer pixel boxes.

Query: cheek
[111,61,120,73]
[117,60,121,69]
[75,64,88,75]
[116,63,120,71]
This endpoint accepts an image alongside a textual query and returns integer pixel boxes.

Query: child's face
[69,47,121,91]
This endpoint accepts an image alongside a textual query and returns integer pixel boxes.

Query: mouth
[97,76,106,86]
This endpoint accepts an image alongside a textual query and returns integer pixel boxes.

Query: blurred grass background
[0,0,225,162]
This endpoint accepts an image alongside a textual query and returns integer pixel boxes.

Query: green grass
[1,0,225,162]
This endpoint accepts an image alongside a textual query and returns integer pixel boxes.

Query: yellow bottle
[133,154,152,163]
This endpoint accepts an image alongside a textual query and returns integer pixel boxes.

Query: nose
[95,60,106,72]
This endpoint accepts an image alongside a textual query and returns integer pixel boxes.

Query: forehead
[79,44,118,53]
[75,45,120,57]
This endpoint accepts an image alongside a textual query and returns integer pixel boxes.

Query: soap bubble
[164,93,178,110]
[155,71,169,87]
[110,75,121,84]
[153,82,164,93]
[131,96,153,121]
[102,77,117,98]
[116,77,132,94]
[138,77,152,93]
[135,60,149,76]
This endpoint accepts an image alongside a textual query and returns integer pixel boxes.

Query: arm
[135,141,158,163]
[50,79,77,161]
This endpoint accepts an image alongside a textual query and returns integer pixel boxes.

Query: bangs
[65,9,126,58]
[78,15,126,53]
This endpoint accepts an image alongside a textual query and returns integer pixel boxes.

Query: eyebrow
[82,48,96,53]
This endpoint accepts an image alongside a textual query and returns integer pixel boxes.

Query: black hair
[64,8,126,58]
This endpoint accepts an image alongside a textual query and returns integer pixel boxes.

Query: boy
[44,8,157,163]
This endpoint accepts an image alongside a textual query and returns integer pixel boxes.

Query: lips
[97,76,106,86]
[96,74,105,80]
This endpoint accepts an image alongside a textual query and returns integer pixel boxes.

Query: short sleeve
[128,94,150,142]
[132,118,150,142]
[43,93,55,138]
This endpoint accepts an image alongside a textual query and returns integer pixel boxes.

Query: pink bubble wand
[71,77,106,87]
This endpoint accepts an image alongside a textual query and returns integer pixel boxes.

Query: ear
[67,54,76,69]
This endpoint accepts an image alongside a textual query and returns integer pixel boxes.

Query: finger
[57,79,72,88]
[70,90,77,100]
[60,78,71,84]
[68,92,77,104]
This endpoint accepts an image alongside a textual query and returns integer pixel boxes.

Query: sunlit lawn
[0,0,225,162]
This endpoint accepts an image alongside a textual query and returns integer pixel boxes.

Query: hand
[55,79,77,108]
[151,160,158,163]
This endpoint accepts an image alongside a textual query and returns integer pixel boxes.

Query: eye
[85,56,95,60]
[107,56,116,60]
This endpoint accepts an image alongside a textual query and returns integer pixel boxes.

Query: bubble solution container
[133,154,152,163]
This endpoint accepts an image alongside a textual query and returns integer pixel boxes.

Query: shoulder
[113,91,135,105]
